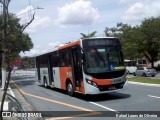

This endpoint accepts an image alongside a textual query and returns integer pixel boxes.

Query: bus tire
[44,77,49,88]
[66,81,73,96]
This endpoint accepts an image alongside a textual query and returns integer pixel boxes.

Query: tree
[104,23,139,59]
[0,14,33,70]
[0,1,34,117]
[80,31,97,39]
[21,57,35,69]
[140,17,160,67]
[104,18,160,67]
[104,22,131,39]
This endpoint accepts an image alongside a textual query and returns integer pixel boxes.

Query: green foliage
[140,17,160,66]
[21,57,35,69]
[128,77,160,84]
[104,17,160,67]
[0,14,33,70]
[80,31,97,39]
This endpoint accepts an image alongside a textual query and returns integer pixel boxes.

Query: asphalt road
[10,70,160,120]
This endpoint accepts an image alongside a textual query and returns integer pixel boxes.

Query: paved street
[10,70,160,120]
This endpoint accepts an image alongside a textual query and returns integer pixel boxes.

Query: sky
[8,0,160,56]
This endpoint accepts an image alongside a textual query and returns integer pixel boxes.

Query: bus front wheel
[67,82,73,96]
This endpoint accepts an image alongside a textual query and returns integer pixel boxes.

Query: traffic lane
[12,78,110,112]
[12,79,121,119]
[14,77,131,103]
[12,76,160,111]
[12,77,132,114]
[12,76,160,119]
[92,83,160,111]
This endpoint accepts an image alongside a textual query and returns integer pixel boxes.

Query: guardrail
[6,93,28,120]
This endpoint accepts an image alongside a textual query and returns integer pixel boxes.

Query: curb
[0,101,9,111]
[128,81,160,87]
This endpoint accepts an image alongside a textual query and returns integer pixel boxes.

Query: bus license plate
[108,86,116,90]
[112,78,122,84]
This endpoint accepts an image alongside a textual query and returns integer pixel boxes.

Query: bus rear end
[82,37,127,94]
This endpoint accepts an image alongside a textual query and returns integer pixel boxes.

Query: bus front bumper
[85,80,128,95]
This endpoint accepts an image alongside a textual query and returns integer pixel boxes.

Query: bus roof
[35,40,81,57]
[35,37,118,57]
[84,37,116,39]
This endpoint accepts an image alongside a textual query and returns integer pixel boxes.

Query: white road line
[8,86,15,97]
[89,102,119,113]
[148,95,160,99]
[129,81,160,87]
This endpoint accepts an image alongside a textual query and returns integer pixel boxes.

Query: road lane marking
[46,112,100,120]
[11,80,102,119]
[11,80,97,111]
[8,86,15,97]
[148,95,160,99]
[12,81,93,111]
[89,102,119,113]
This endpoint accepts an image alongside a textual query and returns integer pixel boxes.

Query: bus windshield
[83,46,124,73]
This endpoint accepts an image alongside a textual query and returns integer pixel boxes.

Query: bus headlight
[86,79,98,88]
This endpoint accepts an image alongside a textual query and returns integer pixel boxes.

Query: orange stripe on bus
[80,82,85,94]
[58,40,80,50]
[59,67,73,90]
[92,78,112,85]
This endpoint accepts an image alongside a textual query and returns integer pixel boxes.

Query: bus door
[48,54,54,85]
[52,52,61,88]
[71,46,83,91]
[36,57,40,82]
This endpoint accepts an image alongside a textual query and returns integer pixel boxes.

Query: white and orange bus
[35,37,127,95]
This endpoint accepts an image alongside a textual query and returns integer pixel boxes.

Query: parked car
[126,66,137,74]
[134,67,157,77]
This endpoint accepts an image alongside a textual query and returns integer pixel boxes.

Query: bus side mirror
[81,53,85,65]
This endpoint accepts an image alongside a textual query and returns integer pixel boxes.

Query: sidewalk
[0,88,9,111]
[0,88,18,120]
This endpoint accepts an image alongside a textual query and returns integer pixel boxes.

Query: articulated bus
[35,37,127,95]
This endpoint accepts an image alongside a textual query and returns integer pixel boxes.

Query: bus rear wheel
[67,82,73,96]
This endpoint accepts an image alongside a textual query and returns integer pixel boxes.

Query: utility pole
[1,0,8,118]
[1,0,7,89]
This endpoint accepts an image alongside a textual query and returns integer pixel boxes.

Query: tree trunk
[0,67,11,120]
[151,61,154,68]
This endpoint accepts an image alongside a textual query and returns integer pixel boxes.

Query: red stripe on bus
[92,78,112,85]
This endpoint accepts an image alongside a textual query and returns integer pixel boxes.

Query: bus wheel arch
[66,79,74,96]
[43,76,49,88]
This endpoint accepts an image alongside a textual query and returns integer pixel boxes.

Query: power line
[16,6,44,17]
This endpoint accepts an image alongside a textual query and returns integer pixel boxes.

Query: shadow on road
[73,92,131,102]
[11,76,35,80]
[10,76,36,88]
[39,86,131,102]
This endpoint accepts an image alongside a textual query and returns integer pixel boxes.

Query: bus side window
[52,52,60,67]
[59,50,71,67]
[39,55,48,68]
